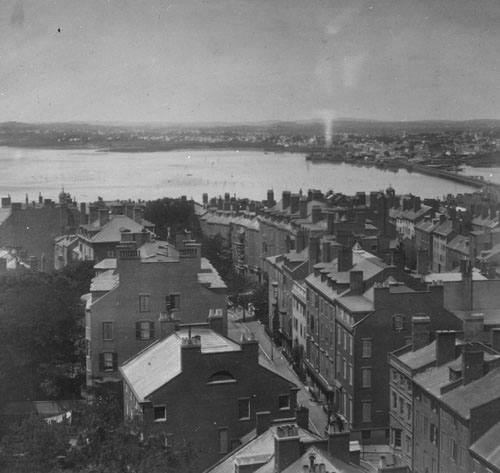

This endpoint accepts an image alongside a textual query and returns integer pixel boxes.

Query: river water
[0,147,496,203]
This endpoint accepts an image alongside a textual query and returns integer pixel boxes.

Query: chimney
[311,205,322,224]
[267,189,275,208]
[274,425,301,473]
[208,308,227,336]
[491,328,500,353]
[463,313,484,342]
[411,315,430,351]
[414,197,421,212]
[326,211,335,235]
[98,208,109,227]
[296,230,307,253]
[462,345,484,385]
[349,270,364,295]
[202,193,208,205]
[321,241,331,263]
[38,192,42,204]
[325,421,350,466]
[282,191,291,210]
[79,202,87,224]
[338,246,353,272]
[256,411,271,436]
[180,335,202,369]
[89,205,99,224]
[133,206,143,224]
[0,257,7,273]
[436,331,457,366]
[295,405,309,430]
[299,197,308,219]
[308,237,321,272]
[159,313,176,339]
[290,194,300,214]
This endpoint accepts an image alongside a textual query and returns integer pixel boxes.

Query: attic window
[207,371,236,385]
[392,314,406,332]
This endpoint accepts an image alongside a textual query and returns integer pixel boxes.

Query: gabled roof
[414,356,500,420]
[282,446,363,473]
[90,269,119,292]
[432,219,454,237]
[205,424,323,473]
[120,328,241,402]
[470,420,500,469]
[91,215,148,243]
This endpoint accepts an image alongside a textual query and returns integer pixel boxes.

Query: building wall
[126,341,297,471]
[87,255,226,385]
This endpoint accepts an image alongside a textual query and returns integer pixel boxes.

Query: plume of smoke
[320,109,336,147]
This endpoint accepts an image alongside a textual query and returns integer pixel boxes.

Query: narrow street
[227,308,328,436]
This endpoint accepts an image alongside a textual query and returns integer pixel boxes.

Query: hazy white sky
[1,0,500,123]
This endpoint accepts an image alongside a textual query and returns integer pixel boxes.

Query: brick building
[390,327,500,473]
[85,236,226,388]
[120,327,298,471]
[304,246,461,444]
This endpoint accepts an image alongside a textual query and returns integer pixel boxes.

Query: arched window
[207,371,236,385]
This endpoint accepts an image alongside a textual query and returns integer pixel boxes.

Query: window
[139,294,150,312]
[406,435,411,454]
[167,294,181,310]
[362,339,372,357]
[343,359,347,380]
[423,416,429,436]
[450,440,458,463]
[472,460,480,473]
[441,432,447,453]
[392,314,406,331]
[99,352,117,372]
[102,322,113,340]
[460,447,467,467]
[430,423,438,446]
[136,321,155,340]
[219,428,229,454]
[278,394,290,411]
[164,433,173,450]
[238,398,250,420]
[362,401,371,423]
[393,429,402,448]
[362,368,372,388]
[153,405,167,422]
[399,397,404,416]
[348,335,353,355]
[406,402,412,423]
[106,249,115,258]
[349,364,353,386]
[392,391,397,409]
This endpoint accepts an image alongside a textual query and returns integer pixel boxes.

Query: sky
[1,0,500,123]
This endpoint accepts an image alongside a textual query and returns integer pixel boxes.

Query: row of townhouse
[389,315,500,473]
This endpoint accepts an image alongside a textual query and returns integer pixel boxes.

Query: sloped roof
[414,356,500,419]
[282,446,363,473]
[92,215,148,243]
[90,269,119,292]
[205,425,323,473]
[470,420,500,469]
[120,328,240,402]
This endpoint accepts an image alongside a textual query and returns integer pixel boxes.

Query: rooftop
[120,328,241,402]
[470,420,500,470]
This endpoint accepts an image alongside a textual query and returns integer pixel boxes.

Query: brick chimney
[463,313,484,342]
[295,405,309,430]
[208,309,227,336]
[159,312,176,340]
[349,270,364,295]
[491,328,500,353]
[267,189,275,208]
[436,331,457,366]
[180,335,202,369]
[274,425,301,473]
[337,246,353,272]
[89,205,99,224]
[98,208,110,227]
[311,205,322,224]
[322,241,331,263]
[133,206,143,224]
[309,237,321,273]
[325,421,350,466]
[299,197,308,219]
[411,315,430,351]
[296,230,308,253]
[256,411,271,436]
[282,191,291,210]
[462,345,484,386]
[290,194,300,214]
[326,211,335,235]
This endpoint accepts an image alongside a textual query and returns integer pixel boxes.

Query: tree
[143,198,200,241]
[0,261,93,405]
